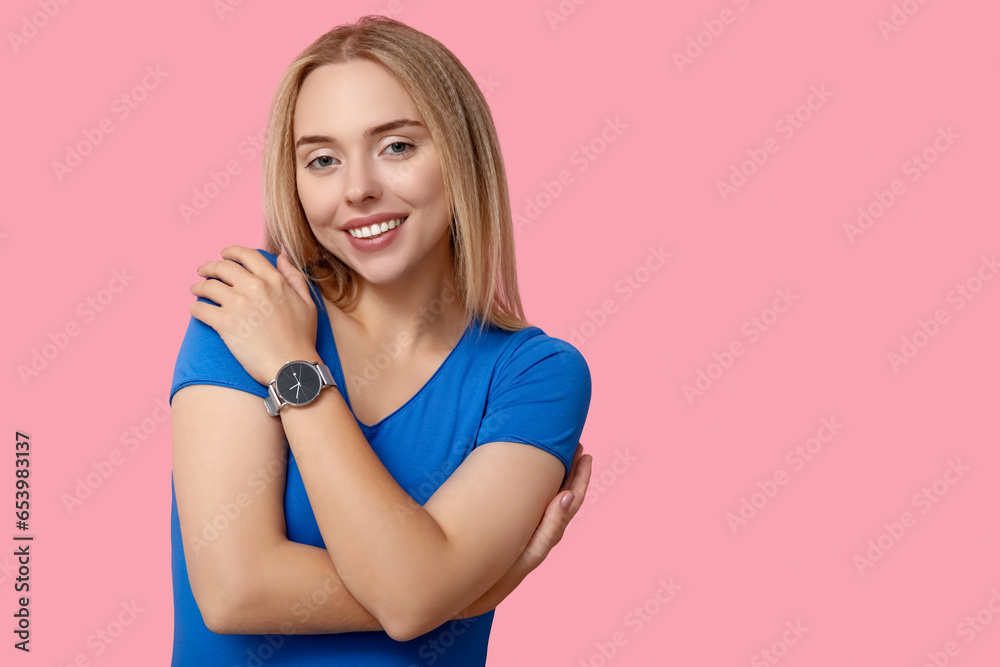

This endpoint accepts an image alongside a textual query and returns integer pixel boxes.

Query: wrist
[263,354,336,418]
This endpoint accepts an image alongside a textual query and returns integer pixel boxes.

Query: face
[292,60,453,288]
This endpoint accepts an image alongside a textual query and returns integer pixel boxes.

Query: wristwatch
[264,360,337,417]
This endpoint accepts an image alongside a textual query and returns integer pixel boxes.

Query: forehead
[293,60,423,136]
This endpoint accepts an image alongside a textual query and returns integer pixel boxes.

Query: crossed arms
[171,383,591,641]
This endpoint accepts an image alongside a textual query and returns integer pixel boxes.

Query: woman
[169,15,593,665]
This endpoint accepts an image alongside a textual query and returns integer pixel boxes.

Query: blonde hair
[261,15,529,334]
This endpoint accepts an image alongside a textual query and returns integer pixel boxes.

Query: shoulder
[473,324,592,479]
[502,325,590,377]
[169,248,280,405]
[255,248,278,266]
[483,324,592,398]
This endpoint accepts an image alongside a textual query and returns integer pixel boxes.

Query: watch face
[275,362,322,406]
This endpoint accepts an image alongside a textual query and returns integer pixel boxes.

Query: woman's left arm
[280,397,565,641]
[192,246,582,642]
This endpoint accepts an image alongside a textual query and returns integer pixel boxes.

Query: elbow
[385,608,479,643]
[379,600,453,642]
[348,561,461,641]
[201,598,242,636]
[373,602,422,642]
[383,616,427,643]
[196,588,244,635]
[201,605,236,636]
[191,569,254,635]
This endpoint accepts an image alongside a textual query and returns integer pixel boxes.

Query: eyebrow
[295,119,424,150]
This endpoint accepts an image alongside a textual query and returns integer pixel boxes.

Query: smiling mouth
[348,216,407,239]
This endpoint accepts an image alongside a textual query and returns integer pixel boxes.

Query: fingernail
[560,492,574,509]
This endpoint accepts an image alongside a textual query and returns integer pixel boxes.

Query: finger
[196,258,250,287]
[219,245,281,280]
[189,299,221,328]
[277,253,315,306]
[542,476,586,539]
[190,277,230,306]
[559,491,575,510]
[217,246,289,296]
[559,443,585,493]
[560,458,578,493]
[523,495,571,564]
[566,454,593,515]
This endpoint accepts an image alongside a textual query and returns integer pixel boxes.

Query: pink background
[4,0,999,664]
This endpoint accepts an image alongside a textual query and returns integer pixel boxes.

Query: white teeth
[349,217,405,238]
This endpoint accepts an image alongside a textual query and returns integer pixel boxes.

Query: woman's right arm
[172,383,592,635]
[172,382,381,634]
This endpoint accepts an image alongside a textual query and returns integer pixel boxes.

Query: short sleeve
[475,332,592,482]
[168,298,270,406]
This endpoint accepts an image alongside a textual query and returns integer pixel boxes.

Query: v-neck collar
[316,302,474,432]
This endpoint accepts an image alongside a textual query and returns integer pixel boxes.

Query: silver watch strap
[315,361,336,388]
[264,384,281,417]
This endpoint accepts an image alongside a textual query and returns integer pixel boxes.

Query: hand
[189,246,320,386]
[518,442,593,569]
[457,443,593,618]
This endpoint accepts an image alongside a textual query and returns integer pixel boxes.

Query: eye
[384,141,413,156]
[306,155,337,171]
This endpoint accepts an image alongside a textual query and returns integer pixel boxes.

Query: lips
[342,211,408,230]
[344,213,407,253]
[348,216,407,239]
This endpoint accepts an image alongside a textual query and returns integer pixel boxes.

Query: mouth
[347,216,407,239]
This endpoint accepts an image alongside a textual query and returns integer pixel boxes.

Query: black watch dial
[276,362,322,406]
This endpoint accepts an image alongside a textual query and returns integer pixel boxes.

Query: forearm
[220,536,509,635]
[220,538,383,635]
[454,556,530,619]
[278,386,504,630]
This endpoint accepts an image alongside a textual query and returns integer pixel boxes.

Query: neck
[336,238,469,353]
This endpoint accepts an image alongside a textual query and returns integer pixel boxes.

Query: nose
[343,155,381,205]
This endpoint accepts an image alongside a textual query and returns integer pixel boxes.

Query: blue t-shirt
[168,249,591,665]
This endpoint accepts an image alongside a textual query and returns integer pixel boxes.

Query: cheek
[390,158,447,209]
[297,179,337,226]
